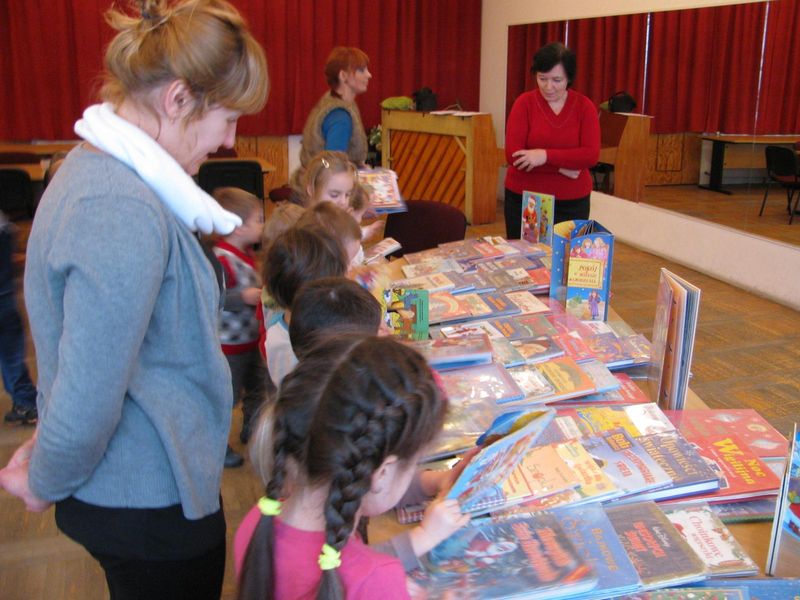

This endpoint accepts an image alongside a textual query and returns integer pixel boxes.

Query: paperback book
[509,336,564,364]
[506,356,596,405]
[400,258,463,279]
[690,577,800,599]
[520,190,555,245]
[766,423,800,577]
[358,167,406,213]
[383,287,429,340]
[437,362,525,406]
[406,334,493,371]
[489,314,558,341]
[363,237,401,263]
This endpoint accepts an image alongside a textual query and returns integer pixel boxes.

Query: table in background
[699,134,800,194]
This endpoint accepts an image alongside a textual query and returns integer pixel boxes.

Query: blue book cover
[521,190,555,245]
[553,503,642,599]
[479,291,521,319]
[489,314,558,341]
[690,578,800,600]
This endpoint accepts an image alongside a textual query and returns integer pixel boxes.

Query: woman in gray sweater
[0,1,267,598]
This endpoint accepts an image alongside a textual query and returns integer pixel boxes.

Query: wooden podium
[597,111,652,203]
[381,110,499,225]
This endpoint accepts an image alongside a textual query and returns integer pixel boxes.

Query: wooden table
[0,141,78,156]
[699,134,800,194]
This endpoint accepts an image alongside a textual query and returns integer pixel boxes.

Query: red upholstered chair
[759,145,800,224]
[268,185,295,204]
[383,199,467,257]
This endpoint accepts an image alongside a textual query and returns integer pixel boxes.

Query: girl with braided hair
[235,335,469,599]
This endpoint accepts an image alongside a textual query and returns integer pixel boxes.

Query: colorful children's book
[363,237,401,263]
[540,403,676,444]
[428,290,471,324]
[407,334,493,371]
[550,219,614,321]
[583,330,636,370]
[552,503,643,600]
[400,258,463,279]
[553,331,597,363]
[384,287,429,340]
[665,409,789,469]
[397,272,456,293]
[520,190,555,245]
[504,289,551,315]
[506,238,550,259]
[581,428,673,499]
[445,409,555,515]
[505,356,596,406]
[628,430,721,503]
[579,358,621,393]
[690,577,800,599]
[437,362,525,406]
[556,372,652,407]
[711,497,777,523]
[489,314,558,341]
[510,336,564,364]
[358,167,406,213]
[436,320,505,340]
[766,423,800,577]
[605,501,708,589]
[662,503,758,577]
[489,337,527,368]
[409,513,597,600]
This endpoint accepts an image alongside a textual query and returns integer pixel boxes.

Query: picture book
[583,331,636,370]
[510,336,564,364]
[454,292,495,320]
[553,331,597,363]
[445,408,555,514]
[437,362,525,406]
[630,588,750,600]
[428,290,471,324]
[358,167,406,213]
[690,577,800,599]
[479,255,538,273]
[647,268,701,410]
[579,358,621,393]
[766,423,800,577]
[478,291,521,319]
[409,513,597,600]
[384,287,429,340]
[665,409,788,466]
[557,372,652,407]
[423,396,504,462]
[506,363,557,404]
[520,190,555,245]
[630,430,721,503]
[436,320,505,340]
[552,503,643,599]
[489,337,527,368]
[676,432,782,503]
[540,403,675,444]
[397,272,456,293]
[605,501,708,589]
[504,290,550,315]
[403,247,451,265]
[533,356,597,403]
[506,238,550,259]
[400,258,463,279]
[480,235,521,258]
[711,497,777,523]
[581,429,673,498]
[551,439,621,503]
[363,237,401,263]
[473,267,520,293]
[455,271,496,294]
[489,314,558,341]
[407,334,493,371]
[549,219,614,321]
[662,503,758,577]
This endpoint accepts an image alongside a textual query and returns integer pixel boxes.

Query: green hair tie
[318,543,342,570]
[257,496,282,516]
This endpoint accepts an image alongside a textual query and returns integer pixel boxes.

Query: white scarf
[74,103,242,235]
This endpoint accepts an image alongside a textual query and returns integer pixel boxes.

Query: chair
[198,160,264,199]
[268,185,294,203]
[383,199,467,257]
[0,168,35,218]
[0,152,40,164]
[759,146,800,224]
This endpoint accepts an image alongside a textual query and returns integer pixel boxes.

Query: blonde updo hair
[102,0,268,119]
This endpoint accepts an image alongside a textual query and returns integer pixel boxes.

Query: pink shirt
[234,506,410,600]
[504,89,600,199]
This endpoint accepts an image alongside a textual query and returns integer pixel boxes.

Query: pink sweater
[234,507,410,600]
[504,89,600,200]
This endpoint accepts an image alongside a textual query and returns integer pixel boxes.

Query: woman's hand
[0,435,51,512]
[511,149,547,172]
[409,498,470,556]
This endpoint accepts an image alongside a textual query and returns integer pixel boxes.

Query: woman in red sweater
[504,42,600,238]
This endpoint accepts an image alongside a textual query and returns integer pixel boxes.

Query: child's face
[239,208,265,246]
[316,171,354,209]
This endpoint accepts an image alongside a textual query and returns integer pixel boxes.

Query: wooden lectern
[597,111,653,203]
[381,110,499,224]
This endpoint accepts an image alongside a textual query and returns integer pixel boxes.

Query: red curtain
[647,4,766,134]
[0,0,482,139]
[758,0,800,133]
[505,21,566,119]
[569,14,648,108]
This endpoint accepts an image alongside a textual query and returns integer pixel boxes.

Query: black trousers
[56,497,226,600]
[504,189,591,239]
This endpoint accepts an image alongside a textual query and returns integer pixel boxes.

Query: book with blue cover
[552,503,642,600]
[407,334,493,371]
[690,578,800,599]
[767,423,800,577]
[489,314,558,341]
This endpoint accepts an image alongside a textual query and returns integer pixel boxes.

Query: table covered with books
[358,233,798,599]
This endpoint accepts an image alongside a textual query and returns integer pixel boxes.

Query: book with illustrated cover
[546,312,595,337]
[478,290,521,319]
[665,409,788,467]
[403,247,451,265]
[436,320,504,339]
[456,271,496,294]
[581,429,673,499]
[437,362,525,406]
[384,287,429,341]
[662,503,758,577]
[439,270,477,294]
[505,363,557,404]
[408,513,597,600]
[489,337,527,368]
[556,372,652,407]
[480,235,521,257]
[605,501,707,589]
[520,190,555,245]
[407,334,493,371]
[507,238,550,259]
[474,268,520,293]
[580,358,621,393]
[510,335,564,364]
[552,439,621,504]
[358,167,406,213]
[540,403,675,444]
[553,331,597,363]
[690,577,800,599]
[629,588,750,599]
[400,258,463,279]
[767,423,800,577]
[505,289,551,315]
[583,331,636,370]
[553,503,643,599]
[489,314,558,341]
[525,264,551,293]
[532,355,596,403]
[456,292,495,320]
[363,237,401,263]
[396,272,456,293]
[711,497,777,523]
[479,255,538,273]
[428,290,471,324]
[550,219,614,322]
[445,409,555,515]
[629,430,721,503]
